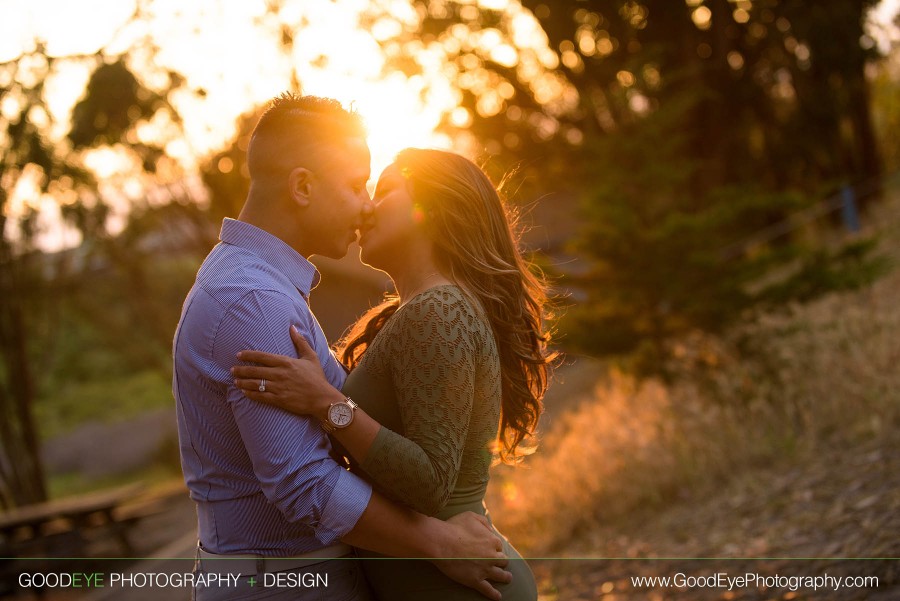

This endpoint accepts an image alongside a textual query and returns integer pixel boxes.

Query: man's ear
[288,167,314,207]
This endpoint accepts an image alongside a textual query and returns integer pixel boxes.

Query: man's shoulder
[195,244,295,304]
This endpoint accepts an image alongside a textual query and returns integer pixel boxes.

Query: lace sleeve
[360,289,479,515]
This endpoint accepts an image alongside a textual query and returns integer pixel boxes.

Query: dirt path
[533,433,900,600]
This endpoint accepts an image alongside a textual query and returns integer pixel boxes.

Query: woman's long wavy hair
[336,148,556,462]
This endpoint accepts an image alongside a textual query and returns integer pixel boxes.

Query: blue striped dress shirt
[173,218,372,555]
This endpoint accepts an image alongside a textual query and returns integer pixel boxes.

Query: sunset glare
[0,0,465,173]
[0,0,486,248]
[1,0,898,250]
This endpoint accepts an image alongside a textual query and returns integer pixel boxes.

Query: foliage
[870,48,900,174]
[557,83,887,371]
[200,111,260,226]
[0,7,197,506]
[757,237,893,306]
[0,0,330,506]
[486,217,900,554]
[34,371,172,441]
[372,0,889,370]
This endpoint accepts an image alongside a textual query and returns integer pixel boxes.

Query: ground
[4,363,898,601]
[530,431,900,600]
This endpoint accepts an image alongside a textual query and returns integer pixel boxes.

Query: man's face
[305,138,372,259]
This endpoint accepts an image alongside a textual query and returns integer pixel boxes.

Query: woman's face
[358,163,426,268]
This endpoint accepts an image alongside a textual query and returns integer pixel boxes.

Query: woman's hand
[232,325,344,419]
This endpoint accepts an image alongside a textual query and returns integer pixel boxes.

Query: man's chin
[316,245,351,261]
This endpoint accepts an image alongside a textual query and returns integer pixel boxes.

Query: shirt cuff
[315,468,373,545]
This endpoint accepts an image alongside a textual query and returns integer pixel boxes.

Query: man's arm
[216,289,371,539]
[219,291,509,598]
[343,492,511,601]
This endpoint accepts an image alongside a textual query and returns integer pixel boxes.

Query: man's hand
[432,511,512,601]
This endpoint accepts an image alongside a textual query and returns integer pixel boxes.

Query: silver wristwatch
[321,397,358,433]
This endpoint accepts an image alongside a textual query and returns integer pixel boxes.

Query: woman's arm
[233,294,480,515]
[232,325,382,462]
[355,293,477,515]
[232,325,509,599]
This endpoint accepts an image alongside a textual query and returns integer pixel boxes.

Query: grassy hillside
[487,181,900,558]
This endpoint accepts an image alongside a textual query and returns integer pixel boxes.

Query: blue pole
[841,186,860,233]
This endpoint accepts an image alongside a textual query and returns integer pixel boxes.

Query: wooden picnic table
[0,482,148,556]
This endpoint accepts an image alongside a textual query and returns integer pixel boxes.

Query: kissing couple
[173,93,554,600]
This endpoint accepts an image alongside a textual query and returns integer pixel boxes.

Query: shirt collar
[219,218,321,295]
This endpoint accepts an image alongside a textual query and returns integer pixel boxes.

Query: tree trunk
[0,235,48,507]
[847,73,883,206]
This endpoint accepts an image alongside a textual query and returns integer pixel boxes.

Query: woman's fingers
[235,328,315,366]
[233,377,275,394]
[231,365,279,380]
[236,350,290,366]
[289,325,318,359]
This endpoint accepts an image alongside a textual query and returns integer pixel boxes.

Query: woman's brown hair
[337,148,555,462]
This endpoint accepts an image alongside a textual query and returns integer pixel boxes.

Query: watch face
[328,403,353,427]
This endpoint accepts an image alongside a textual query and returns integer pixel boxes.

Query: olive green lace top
[341,284,501,518]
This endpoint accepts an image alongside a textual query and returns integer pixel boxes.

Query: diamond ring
[258,378,266,393]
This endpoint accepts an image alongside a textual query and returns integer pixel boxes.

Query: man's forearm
[341,493,510,601]
[340,490,443,557]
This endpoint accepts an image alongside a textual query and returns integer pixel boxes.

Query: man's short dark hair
[247,93,366,180]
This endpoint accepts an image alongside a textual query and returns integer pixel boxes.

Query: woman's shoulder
[383,285,494,373]
[399,284,482,325]
[391,285,495,355]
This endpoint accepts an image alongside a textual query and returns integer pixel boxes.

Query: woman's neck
[391,258,452,304]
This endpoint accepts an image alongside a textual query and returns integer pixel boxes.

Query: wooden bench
[0,483,157,557]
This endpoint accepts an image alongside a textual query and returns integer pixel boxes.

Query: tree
[0,0,365,506]
[371,0,887,368]
[0,41,99,507]
[0,9,192,507]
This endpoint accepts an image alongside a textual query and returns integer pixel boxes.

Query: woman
[232,148,554,600]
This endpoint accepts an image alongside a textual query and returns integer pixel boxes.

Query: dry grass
[488,184,900,556]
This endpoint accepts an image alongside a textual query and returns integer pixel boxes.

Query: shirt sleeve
[214,288,372,544]
[360,292,478,516]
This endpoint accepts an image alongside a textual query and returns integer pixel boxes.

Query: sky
[1,0,898,250]
[2,0,886,173]
[0,0,463,172]
[0,0,489,248]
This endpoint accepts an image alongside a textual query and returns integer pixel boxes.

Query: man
[173,94,509,600]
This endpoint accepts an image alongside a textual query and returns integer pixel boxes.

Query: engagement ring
[258,379,266,392]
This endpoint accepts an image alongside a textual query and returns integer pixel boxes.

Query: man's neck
[238,197,312,258]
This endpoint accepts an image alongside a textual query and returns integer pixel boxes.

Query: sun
[0,0,467,239]
[281,2,458,179]
[130,0,462,179]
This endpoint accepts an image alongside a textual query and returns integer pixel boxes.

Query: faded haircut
[247,93,366,180]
